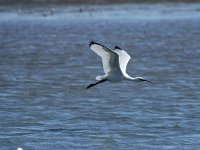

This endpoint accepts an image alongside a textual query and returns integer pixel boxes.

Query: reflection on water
[0,3,200,150]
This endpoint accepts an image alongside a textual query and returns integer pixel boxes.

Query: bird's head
[136,77,152,83]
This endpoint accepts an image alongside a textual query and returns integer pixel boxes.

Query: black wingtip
[114,46,122,50]
[89,41,104,48]
[89,41,95,47]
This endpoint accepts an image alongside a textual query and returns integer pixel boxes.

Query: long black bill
[142,79,153,83]
[86,79,107,89]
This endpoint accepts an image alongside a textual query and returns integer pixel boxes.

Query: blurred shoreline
[1,2,200,21]
[1,0,200,6]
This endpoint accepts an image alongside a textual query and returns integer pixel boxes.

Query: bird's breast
[107,72,123,82]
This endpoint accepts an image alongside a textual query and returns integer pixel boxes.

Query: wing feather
[89,41,120,74]
[114,46,131,75]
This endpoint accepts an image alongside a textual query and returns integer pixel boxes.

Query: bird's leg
[86,79,107,89]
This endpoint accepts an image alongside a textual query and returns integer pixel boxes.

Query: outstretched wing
[114,46,131,75]
[89,41,120,74]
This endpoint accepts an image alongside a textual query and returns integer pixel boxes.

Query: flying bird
[87,41,152,89]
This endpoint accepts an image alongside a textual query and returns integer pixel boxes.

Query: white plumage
[114,46,131,77]
[89,42,120,75]
[87,41,152,89]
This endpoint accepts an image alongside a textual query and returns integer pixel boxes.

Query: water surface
[0,3,200,150]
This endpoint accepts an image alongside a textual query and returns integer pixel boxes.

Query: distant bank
[1,0,200,6]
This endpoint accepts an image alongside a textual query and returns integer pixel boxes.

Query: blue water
[0,3,200,150]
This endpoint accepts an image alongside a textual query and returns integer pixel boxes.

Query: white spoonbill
[87,41,152,89]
